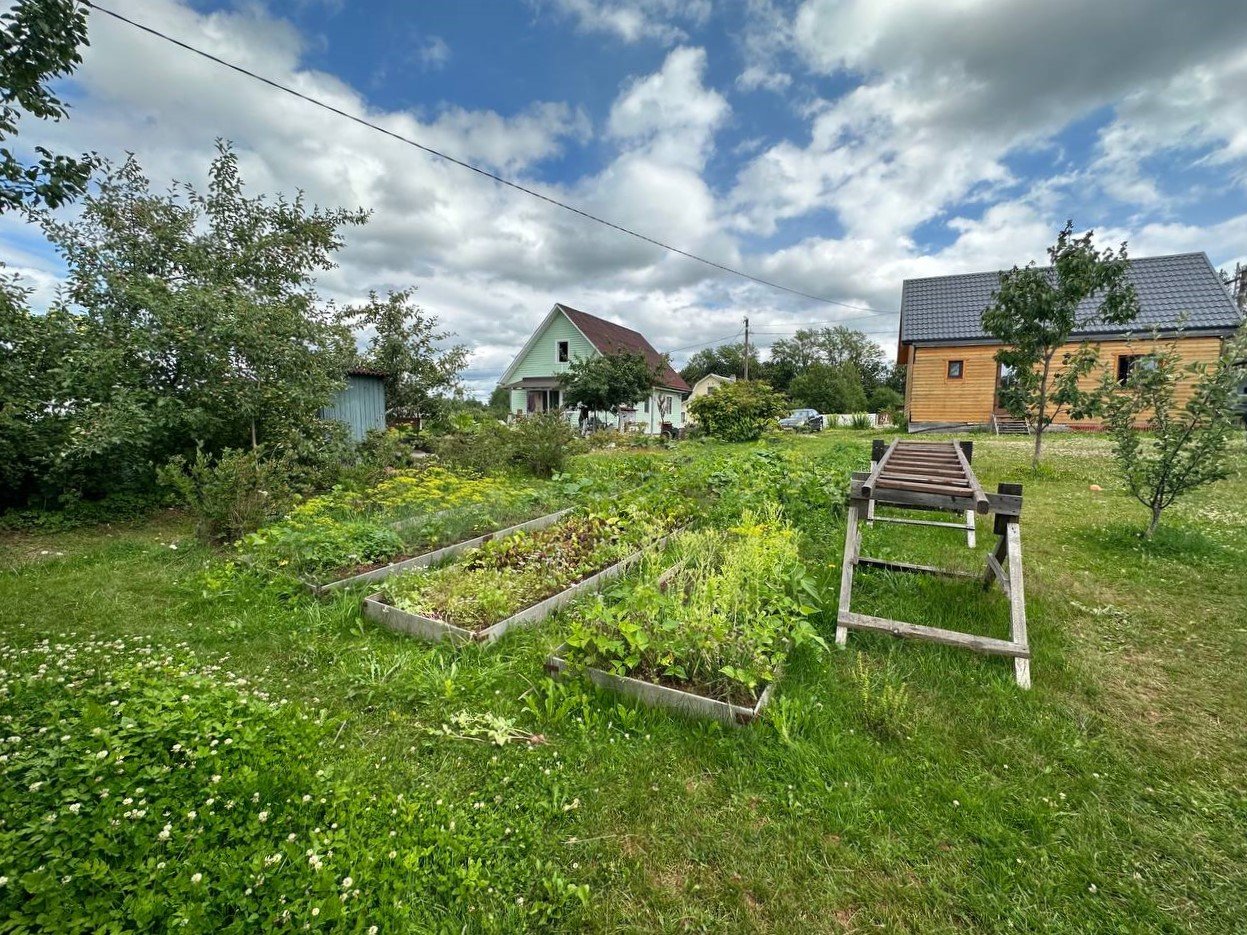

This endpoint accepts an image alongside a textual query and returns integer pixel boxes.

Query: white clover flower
[191,873,202,884]
[311,908,320,917]
[257,811,269,823]
[341,877,353,888]
[68,803,81,814]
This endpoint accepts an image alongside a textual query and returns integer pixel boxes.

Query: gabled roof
[557,304,691,392]
[900,252,1243,344]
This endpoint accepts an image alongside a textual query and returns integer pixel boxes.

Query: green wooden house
[498,304,691,434]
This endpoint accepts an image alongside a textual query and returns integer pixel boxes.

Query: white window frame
[556,340,569,363]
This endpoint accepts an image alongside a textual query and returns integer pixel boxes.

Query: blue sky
[6,0,1247,396]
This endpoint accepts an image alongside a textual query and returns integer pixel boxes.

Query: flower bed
[363,506,678,645]
[549,515,822,724]
[240,467,560,585]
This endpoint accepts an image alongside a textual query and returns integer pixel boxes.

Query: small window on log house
[1117,354,1155,384]
[947,360,964,379]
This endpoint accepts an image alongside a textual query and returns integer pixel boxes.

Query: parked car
[778,408,824,431]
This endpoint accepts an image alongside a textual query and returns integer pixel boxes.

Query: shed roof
[556,303,691,392]
[900,252,1242,344]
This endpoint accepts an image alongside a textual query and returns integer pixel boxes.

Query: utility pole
[743,316,750,380]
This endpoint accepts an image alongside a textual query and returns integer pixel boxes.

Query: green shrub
[433,420,515,474]
[688,380,787,442]
[0,490,166,531]
[158,446,292,543]
[511,411,577,477]
[849,412,872,430]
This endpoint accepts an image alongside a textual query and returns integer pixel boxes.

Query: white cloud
[733,0,1247,243]
[535,0,711,45]
[415,35,451,71]
[608,46,728,168]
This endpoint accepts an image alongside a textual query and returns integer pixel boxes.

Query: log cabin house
[897,252,1243,431]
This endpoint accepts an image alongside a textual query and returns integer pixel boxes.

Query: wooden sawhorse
[835,439,1031,689]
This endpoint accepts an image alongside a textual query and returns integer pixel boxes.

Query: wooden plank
[965,508,976,549]
[860,439,898,499]
[836,611,1031,659]
[877,478,974,498]
[856,556,978,578]
[851,484,1022,517]
[985,553,1009,592]
[982,533,1008,590]
[878,470,971,486]
[1005,520,1032,689]
[952,440,990,514]
[835,502,861,647]
[546,643,775,727]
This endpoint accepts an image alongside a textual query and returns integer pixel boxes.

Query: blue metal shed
[320,369,386,441]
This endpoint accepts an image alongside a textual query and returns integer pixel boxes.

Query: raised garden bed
[549,519,817,725]
[306,508,572,595]
[361,509,680,645]
[544,643,778,726]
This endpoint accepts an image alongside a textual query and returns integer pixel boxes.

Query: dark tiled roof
[900,252,1242,344]
[558,304,692,392]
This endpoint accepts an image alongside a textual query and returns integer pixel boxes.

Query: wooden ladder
[837,438,1031,688]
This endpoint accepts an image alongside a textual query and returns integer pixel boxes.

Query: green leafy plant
[688,380,787,442]
[558,351,660,418]
[562,512,823,705]
[1098,327,1247,538]
[982,221,1140,469]
[849,412,872,430]
[158,445,292,543]
[511,411,578,477]
[850,655,912,742]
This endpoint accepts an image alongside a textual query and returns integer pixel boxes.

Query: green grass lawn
[2,430,1245,932]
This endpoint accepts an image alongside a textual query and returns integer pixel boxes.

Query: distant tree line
[679,325,905,415]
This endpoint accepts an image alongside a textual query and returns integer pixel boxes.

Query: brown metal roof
[557,304,691,393]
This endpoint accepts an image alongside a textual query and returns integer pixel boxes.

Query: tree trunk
[251,419,258,451]
[1144,503,1163,539]
[1031,355,1053,471]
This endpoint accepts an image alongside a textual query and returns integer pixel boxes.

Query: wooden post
[964,509,976,549]
[1006,519,1030,689]
[835,501,861,646]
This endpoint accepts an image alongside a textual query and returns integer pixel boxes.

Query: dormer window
[557,340,569,363]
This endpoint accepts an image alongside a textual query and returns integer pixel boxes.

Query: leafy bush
[849,412,872,430]
[868,386,904,415]
[511,411,578,477]
[562,513,823,704]
[433,420,515,475]
[688,380,787,442]
[241,467,552,580]
[850,655,912,741]
[158,446,292,543]
[0,490,166,532]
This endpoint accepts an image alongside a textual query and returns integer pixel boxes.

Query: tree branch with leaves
[1099,326,1246,538]
[982,221,1140,469]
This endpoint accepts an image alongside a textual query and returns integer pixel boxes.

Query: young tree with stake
[982,222,1140,469]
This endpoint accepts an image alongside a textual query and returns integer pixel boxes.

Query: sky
[6,0,1247,397]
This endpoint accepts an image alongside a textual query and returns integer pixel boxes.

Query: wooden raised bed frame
[362,531,678,646]
[543,557,780,726]
[837,439,1032,688]
[305,508,572,595]
[545,644,776,727]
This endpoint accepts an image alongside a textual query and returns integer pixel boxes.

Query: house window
[643,397,650,414]
[947,360,964,379]
[1117,354,1155,384]
[556,340,569,363]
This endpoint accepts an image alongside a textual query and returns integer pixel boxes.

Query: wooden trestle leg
[835,500,861,647]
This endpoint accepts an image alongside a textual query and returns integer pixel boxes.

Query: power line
[82,0,899,315]
[664,329,743,354]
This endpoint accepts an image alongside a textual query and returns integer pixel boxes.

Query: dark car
[778,408,824,431]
